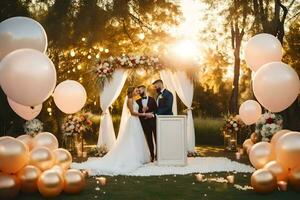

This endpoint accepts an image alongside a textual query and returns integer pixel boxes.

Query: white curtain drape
[97,69,128,149]
[171,71,195,152]
[159,70,178,115]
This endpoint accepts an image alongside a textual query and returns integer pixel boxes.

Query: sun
[169,39,198,59]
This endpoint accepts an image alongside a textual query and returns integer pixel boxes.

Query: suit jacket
[156,89,173,115]
[136,96,157,123]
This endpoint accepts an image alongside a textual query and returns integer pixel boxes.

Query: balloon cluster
[239,34,300,126]
[243,130,300,193]
[239,33,300,193]
[0,16,87,120]
[0,132,86,199]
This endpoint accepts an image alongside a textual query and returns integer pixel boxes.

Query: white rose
[230,121,233,125]
[233,123,237,127]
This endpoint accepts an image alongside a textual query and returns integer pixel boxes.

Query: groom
[136,85,157,162]
[152,79,174,115]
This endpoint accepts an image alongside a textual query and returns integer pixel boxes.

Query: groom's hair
[152,79,163,85]
[137,85,146,89]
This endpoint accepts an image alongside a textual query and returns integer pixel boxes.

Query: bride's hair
[127,87,136,98]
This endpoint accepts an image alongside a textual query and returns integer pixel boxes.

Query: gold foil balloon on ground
[243,139,254,153]
[288,168,300,191]
[270,129,290,155]
[264,161,288,181]
[276,132,300,171]
[17,165,41,193]
[37,170,64,198]
[29,147,55,171]
[33,132,58,150]
[0,173,20,199]
[251,169,277,194]
[249,142,273,169]
[0,137,29,173]
[53,148,72,170]
[51,165,65,178]
[250,133,258,144]
[17,134,34,151]
[63,169,86,194]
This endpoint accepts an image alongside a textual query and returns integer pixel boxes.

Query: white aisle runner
[72,157,254,176]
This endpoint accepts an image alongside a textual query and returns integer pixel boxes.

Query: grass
[16,147,299,200]
[15,173,300,200]
[194,117,224,146]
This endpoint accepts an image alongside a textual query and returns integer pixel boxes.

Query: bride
[72,87,153,175]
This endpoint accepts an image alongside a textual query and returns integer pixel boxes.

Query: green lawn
[15,146,300,200]
[16,173,299,200]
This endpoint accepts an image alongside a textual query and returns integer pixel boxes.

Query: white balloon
[0,49,57,106]
[253,62,300,112]
[239,100,262,125]
[0,16,47,60]
[53,80,87,114]
[7,97,42,120]
[245,33,282,72]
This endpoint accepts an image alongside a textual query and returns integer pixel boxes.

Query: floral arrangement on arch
[255,112,283,142]
[24,118,44,137]
[93,55,164,87]
[61,112,93,138]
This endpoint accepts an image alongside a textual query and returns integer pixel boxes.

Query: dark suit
[156,89,173,115]
[136,96,157,160]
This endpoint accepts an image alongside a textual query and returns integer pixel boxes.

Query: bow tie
[142,96,147,99]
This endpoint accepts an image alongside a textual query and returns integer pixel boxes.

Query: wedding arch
[93,55,196,152]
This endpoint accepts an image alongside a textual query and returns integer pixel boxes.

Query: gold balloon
[249,142,273,169]
[0,137,29,173]
[63,169,86,194]
[288,168,300,190]
[33,132,58,150]
[251,169,277,194]
[53,148,72,169]
[264,161,288,181]
[243,139,254,153]
[37,170,64,198]
[51,165,65,178]
[17,165,41,193]
[17,134,34,151]
[276,132,300,171]
[0,173,20,199]
[270,129,290,156]
[29,147,55,171]
[250,132,258,143]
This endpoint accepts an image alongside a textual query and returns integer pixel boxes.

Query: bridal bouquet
[255,112,283,142]
[23,119,44,137]
[61,112,93,138]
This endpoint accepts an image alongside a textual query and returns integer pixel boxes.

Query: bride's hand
[145,113,154,118]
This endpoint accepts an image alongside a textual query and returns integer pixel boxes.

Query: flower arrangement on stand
[255,112,283,142]
[61,112,93,156]
[23,118,44,137]
[221,114,245,151]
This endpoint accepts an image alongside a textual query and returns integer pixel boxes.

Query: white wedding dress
[72,98,150,175]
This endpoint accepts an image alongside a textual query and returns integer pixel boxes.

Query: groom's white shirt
[156,88,165,106]
[141,96,149,108]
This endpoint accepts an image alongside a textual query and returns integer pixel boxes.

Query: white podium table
[156,115,187,166]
